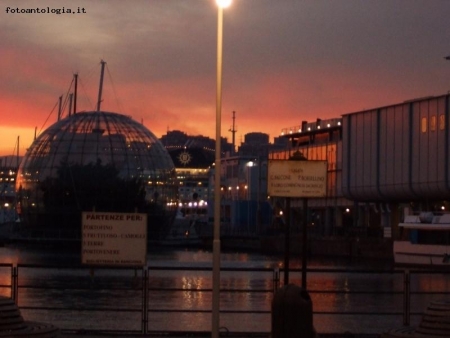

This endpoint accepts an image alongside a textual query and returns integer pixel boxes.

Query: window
[421,117,427,133]
[439,115,445,130]
[430,115,436,131]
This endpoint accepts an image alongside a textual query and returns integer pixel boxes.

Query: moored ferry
[394,213,450,266]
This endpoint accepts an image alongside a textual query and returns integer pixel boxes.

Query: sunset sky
[1,0,450,156]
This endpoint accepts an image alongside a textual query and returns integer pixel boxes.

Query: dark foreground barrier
[0,296,59,337]
[272,284,317,338]
[382,300,450,337]
[0,263,448,335]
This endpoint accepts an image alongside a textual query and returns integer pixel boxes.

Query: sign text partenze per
[81,212,147,267]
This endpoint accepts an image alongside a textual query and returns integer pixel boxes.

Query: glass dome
[16,111,178,240]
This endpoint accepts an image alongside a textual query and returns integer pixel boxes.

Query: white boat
[162,204,208,246]
[394,213,450,266]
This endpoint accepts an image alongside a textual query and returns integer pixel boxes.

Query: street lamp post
[246,161,255,234]
[212,1,231,338]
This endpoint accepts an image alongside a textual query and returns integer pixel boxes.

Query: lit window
[439,115,445,130]
[430,115,436,131]
[421,117,427,133]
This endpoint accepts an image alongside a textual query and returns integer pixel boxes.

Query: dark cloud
[1,0,450,155]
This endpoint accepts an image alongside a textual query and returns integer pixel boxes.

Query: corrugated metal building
[342,94,450,202]
[342,93,450,238]
[277,93,450,239]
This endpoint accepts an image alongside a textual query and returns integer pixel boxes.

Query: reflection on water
[0,243,392,269]
[0,244,447,334]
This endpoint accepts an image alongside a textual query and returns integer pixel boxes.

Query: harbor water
[0,244,449,335]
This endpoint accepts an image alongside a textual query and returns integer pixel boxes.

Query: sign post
[284,197,291,285]
[268,159,327,288]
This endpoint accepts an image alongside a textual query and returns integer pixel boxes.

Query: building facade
[0,158,19,224]
[342,93,450,239]
[165,146,214,219]
[274,118,353,237]
[275,93,450,241]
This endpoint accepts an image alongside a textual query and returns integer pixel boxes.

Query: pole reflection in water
[0,246,448,334]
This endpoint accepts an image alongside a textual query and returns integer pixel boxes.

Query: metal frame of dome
[16,110,178,241]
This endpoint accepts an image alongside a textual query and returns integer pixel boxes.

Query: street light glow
[216,0,232,8]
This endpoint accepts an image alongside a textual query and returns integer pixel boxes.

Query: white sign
[81,212,147,267]
[268,160,327,197]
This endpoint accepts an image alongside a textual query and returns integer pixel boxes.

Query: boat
[161,211,205,246]
[394,213,450,266]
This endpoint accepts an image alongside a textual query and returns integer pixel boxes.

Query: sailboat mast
[68,93,73,117]
[96,60,106,112]
[73,73,78,114]
[57,95,63,121]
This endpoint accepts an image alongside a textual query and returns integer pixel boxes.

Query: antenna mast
[229,111,237,155]
[16,136,19,169]
[96,60,106,112]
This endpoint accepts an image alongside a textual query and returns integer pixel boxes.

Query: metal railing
[0,264,448,335]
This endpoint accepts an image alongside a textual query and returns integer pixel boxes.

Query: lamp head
[216,0,232,8]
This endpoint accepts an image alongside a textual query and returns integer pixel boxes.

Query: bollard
[272,284,316,338]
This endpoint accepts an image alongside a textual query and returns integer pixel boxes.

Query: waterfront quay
[0,246,448,337]
[59,333,380,337]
